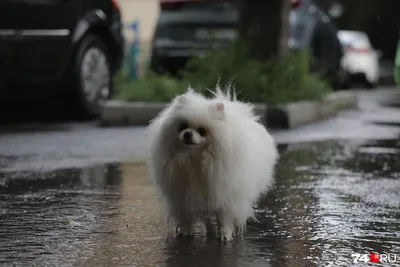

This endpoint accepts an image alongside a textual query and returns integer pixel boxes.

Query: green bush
[114,71,186,102]
[114,41,331,104]
[181,41,331,104]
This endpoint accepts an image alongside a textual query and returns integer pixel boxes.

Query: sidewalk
[0,88,398,173]
[272,87,400,144]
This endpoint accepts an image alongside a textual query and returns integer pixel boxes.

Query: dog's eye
[178,123,188,132]
[197,127,207,137]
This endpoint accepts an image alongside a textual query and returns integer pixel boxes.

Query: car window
[170,2,237,11]
[6,0,61,3]
[156,1,239,42]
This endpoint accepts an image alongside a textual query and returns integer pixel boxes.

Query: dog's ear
[174,95,187,109]
[209,102,225,120]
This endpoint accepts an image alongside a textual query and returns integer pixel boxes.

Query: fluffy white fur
[147,86,278,242]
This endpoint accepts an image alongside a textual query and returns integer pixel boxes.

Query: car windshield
[338,31,371,48]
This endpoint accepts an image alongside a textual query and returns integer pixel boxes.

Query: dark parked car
[150,0,346,89]
[0,0,125,118]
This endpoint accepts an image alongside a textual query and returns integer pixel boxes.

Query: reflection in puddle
[0,139,399,267]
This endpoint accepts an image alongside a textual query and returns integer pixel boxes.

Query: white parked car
[338,30,380,88]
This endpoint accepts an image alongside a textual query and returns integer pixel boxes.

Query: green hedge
[114,41,331,104]
[114,71,186,102]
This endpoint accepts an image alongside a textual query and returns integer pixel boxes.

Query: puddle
[0,139,399,266]
[371,121,400,128]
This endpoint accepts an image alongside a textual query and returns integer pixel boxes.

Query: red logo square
[370,254,380,263]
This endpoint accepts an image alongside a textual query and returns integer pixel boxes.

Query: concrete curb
[100,101,166,127]
[100,91,358,129]
[266,91,359,128]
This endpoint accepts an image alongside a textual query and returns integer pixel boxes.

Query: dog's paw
[177,231,193,237]
[220,234,234,242]
[219,228,234,242]
[176,225,194,237]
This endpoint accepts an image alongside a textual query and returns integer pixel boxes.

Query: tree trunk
[238,0,290,61]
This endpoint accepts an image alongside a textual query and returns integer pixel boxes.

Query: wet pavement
[1,88,400,266]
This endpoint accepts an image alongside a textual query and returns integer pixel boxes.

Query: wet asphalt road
[0,88,400,267]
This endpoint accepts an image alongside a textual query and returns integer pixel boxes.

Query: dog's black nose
[183,131,193,141]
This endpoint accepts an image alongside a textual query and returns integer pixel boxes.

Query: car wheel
[331,64,348,90]
[340,69,352,90]
[69,34,112,119]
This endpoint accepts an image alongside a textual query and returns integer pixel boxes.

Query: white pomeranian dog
[147,86,278,242]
